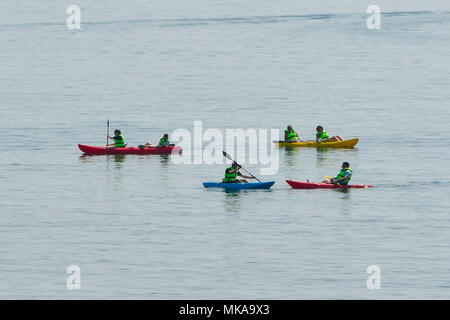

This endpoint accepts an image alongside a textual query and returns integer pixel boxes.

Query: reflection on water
[336,189,351,216]
[337,188,350,195]
[105,155,126,191]
[316,148,330,155]
[223,190,242,212]
[159,154,170,168]
[156,155,172,184]
[315,148,330,165]
[283,147,300,167]
[78,155,89,162]
[106,154,126,169]
[114,155,125,162]
[78,154,126,170]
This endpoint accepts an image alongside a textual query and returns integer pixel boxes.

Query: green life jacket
[285,129,299,141]
[159,137,170,146]
[336,167,352,184]
[224,166,238,182]
[317,130,329,141]
[115,134,125,147]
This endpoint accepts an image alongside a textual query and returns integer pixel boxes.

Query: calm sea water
[1,1,449,299]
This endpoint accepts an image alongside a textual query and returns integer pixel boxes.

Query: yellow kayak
[275,138,359,148]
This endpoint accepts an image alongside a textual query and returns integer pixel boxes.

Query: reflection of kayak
[275,138,359,148]
[286,180,373,189]
[78,144,182,155]
[203,181,275,190]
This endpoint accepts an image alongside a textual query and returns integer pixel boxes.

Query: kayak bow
[203,181,275,190]
[78,144,182,155]
[286,180,373,189]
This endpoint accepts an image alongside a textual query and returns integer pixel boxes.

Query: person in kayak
[316,125,343,143]
[107,129,126,148]
[223,162,255,183]
[284,125,300,142]
[144,133,170,148]
[158,134,170,147]
[328,162,353,186]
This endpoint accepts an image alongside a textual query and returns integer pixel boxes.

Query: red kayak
[286,180,373,189]
[78,144,182,155]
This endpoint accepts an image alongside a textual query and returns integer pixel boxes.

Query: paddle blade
[222,151,232,161]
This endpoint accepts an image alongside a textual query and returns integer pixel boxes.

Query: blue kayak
[203,181,275,190]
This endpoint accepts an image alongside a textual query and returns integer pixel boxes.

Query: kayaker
[223,161,255,183]
[158,134,170,147]
[107,129,126,148]
[284,125,300,142]
[329,162,353,186]
[316,125,343,143]
[143,134,170,148]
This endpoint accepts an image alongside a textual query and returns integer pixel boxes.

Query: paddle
[106,118,110,146]
[222,151,261,182]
